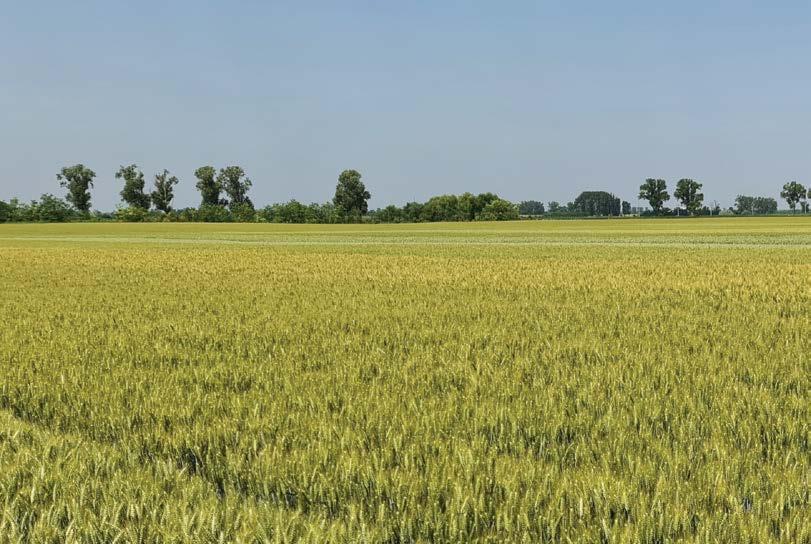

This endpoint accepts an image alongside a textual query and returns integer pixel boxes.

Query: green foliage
[116,164,151,210]
[195,166,221,207]
[196,203,232,222]
[56,164,96,212]
[735,195,778,215]
[333,169,370,216]
[258,201,339,224]
[421,194,464,221]
[373,204,405,223]
[369,193,515,223]
[458,192,498,220]
[3,163,805,224]
[230,202,257,223]
[6,198,37,222]
[477,198,519,220]
[218,166,253,210]
[473,192,499,217]
[34,194,75,222]
[115,206,150,222]
[638,178,670,215]
[674,179,704,214]
[307,201,340,224]
[151,170,180,212]
[261,200,306,223]
[518,200,545,215]
[177,208,201,222]
[780,181,807,213]
[401,202,424,222]
[0,195,76,222]
[458,192,477,220]
[572,191,621,216]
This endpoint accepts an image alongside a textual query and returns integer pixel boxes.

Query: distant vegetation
[0,164,808,223]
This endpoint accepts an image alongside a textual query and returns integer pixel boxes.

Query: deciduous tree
[477,198,518,221]
[218,166,253,209]
[734,195,778,215]
[572,191,621,216]
[780,181,806,213]
[151,170,180,213]
[674,179,704,215]
[116,164,151,210]
[638,179,669,215]
[57,164,96,212]
[333,169,370,216]
[518,200,545,216]
[195,166,221,207]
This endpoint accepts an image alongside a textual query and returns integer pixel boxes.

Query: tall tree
[674,179,704,215]
[217,166,253,209]
[638,179,669,215]
[195,166,221,206]
[116,164,151,210]
[333,169,371,215]
[780,181,806,213]
[151,170,180,212]
[57,164,96,213]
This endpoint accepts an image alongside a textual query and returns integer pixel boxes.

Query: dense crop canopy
[0,218,808,542]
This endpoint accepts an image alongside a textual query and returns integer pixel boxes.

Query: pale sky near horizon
[2,1,809,210]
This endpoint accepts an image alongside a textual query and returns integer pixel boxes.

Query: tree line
[636,178,808,215]
[0,164,808,223]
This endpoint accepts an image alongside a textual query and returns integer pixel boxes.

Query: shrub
[115,206,149,222]
[478,198,519,221]
[196,204,232,222]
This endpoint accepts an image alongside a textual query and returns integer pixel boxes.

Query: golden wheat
[0,218,808,543]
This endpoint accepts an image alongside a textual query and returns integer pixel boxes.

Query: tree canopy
[478,198,519,221]
[56,164,96,212]
[518,200,545,216]
[638,179,669,215]
[572,191,620,216]
[151,170,180,213]
[734,195,777,215]
[116,165,151,210]
[333,170,371,216]
[674,179,704,215]
[780,181,806,213]
[195,166,221,207]
[6,163,809,222]
[218,166,253,210]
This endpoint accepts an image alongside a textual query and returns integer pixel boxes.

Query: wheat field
[0,218,808,543]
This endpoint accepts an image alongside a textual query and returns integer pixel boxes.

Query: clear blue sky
[2,1,809,210]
